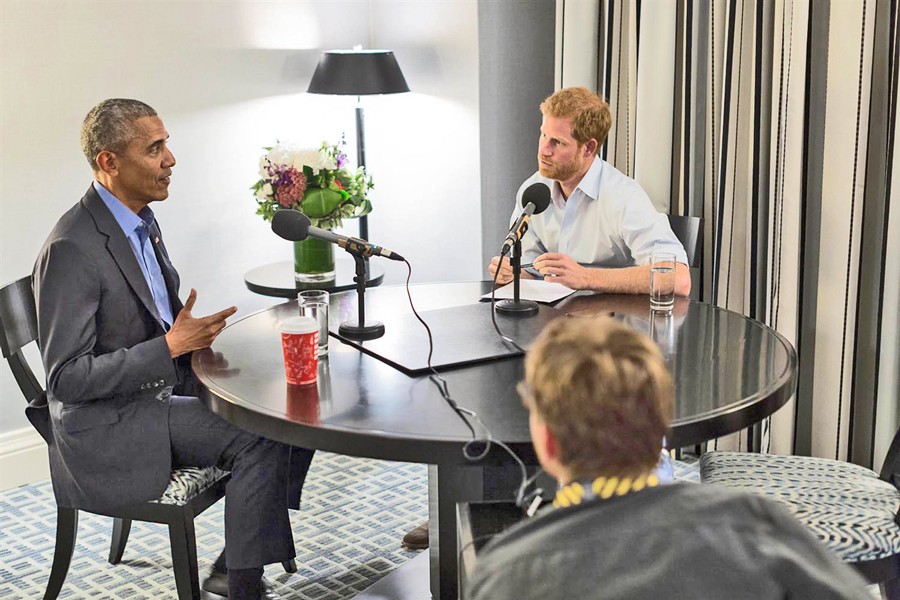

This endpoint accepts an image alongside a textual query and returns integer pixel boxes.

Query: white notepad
[481,279,577,304]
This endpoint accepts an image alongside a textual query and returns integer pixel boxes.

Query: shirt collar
[550,156,603,207]
[574,156,603,200]
[94,181,157,238]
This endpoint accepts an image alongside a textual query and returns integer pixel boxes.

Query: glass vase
[293,237,335,282]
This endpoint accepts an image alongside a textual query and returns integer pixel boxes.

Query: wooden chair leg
[168,511,200,600]
[108,518,132,564]
[282,559,297,573]
[43,507,78,600]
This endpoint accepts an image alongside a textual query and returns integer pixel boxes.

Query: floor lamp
[307,49,409,242]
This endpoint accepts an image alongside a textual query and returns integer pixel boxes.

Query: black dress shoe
[259,579,282,600]
[202,568,229,597]
[203,570,282,600]
[401,521,429,549]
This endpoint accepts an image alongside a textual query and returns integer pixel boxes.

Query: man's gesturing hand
[165,288,238,358]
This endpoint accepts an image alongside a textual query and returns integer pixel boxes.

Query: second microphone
[272,209,405,262]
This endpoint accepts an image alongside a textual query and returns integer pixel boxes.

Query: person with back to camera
[467,317,872,600]
[488,87,691,296]
[33,98,314,600]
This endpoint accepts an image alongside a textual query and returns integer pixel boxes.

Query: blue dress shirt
[94,181,174,328]
[512,157,689,268]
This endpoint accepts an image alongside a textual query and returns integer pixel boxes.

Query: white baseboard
[0,426,50,492]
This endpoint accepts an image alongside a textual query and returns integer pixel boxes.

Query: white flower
[265,142,336,172]
[290,148,336,171]
[255,182,273,201]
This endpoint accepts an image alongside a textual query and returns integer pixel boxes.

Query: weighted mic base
[494,299,539,316]
[339,320,385,340]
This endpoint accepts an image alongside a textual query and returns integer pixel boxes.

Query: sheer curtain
[556,0,898,467]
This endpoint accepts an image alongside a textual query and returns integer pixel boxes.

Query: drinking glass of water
[650,252,676,312]
[298,290,329,356]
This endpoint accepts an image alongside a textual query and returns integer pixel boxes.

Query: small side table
[243,260,385,298]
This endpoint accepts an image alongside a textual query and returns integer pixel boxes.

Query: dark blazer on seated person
[467,482,871,600]
[32,185,311,510]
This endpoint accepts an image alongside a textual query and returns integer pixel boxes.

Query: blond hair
[539,87,612,153]
[522,317,673,480]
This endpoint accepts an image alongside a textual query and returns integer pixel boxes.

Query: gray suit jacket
[33,185,196,510]
[467,484,871,600]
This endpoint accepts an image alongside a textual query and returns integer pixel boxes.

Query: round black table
[193,282,797,599]
[243,259,385,298]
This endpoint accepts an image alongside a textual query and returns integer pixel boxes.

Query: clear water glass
[298,289,329,356]
[650,252,676,312]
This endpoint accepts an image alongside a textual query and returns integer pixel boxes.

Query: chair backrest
[667,214,703,269]
[881,426,900,484]
[0,276,44,405]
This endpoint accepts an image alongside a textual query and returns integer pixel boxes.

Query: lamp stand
[355,98,369,242]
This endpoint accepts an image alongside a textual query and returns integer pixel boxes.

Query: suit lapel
[82,186,167,330]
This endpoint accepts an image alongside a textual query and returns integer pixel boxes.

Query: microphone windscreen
[521,182,552,215]
[271,209,311,241]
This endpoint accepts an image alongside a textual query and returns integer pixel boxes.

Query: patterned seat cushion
[699,452,900,563]
[152,467,229,506]
[672,459,700,483]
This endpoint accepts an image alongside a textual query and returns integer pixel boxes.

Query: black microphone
[500,182,552,255]
[271,209,405,261]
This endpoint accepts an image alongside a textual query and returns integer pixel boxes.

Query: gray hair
[80,99,157,170]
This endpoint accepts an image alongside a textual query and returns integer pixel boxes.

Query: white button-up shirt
[511,157,688,268]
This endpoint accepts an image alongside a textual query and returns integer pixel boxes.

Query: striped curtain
[557,0,898,465]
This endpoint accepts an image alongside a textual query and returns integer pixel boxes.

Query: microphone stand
[337,249,386,340]
[495,239,539,316]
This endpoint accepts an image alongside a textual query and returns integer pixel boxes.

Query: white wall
[0,0,481,434]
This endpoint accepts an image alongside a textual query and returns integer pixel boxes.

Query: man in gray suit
[33,98,293,600]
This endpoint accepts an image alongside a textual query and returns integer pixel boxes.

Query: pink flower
[275,168,307,208]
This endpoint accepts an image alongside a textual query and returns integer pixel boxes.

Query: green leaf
[357,199,373,217]
[300,188,344,218]
[255,202,276,222]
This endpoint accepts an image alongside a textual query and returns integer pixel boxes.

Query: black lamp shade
[307,50,410,96]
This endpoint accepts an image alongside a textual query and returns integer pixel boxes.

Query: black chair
[667,214,703,300]
[700,428,900,598]
[666,214,706,458]
[0,276,294,599]
[667,214,702,269]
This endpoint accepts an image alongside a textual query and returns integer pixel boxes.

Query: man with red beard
[488,87,691,297]
[404,87,693,553]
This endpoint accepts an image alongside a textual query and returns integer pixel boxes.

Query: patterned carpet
[0,452,428,599]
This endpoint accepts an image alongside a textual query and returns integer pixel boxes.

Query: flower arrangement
[252,140,373,230]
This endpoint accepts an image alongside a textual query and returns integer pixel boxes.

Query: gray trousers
[169,396,294,569]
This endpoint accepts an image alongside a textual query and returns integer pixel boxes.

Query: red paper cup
[280,316,319,386]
